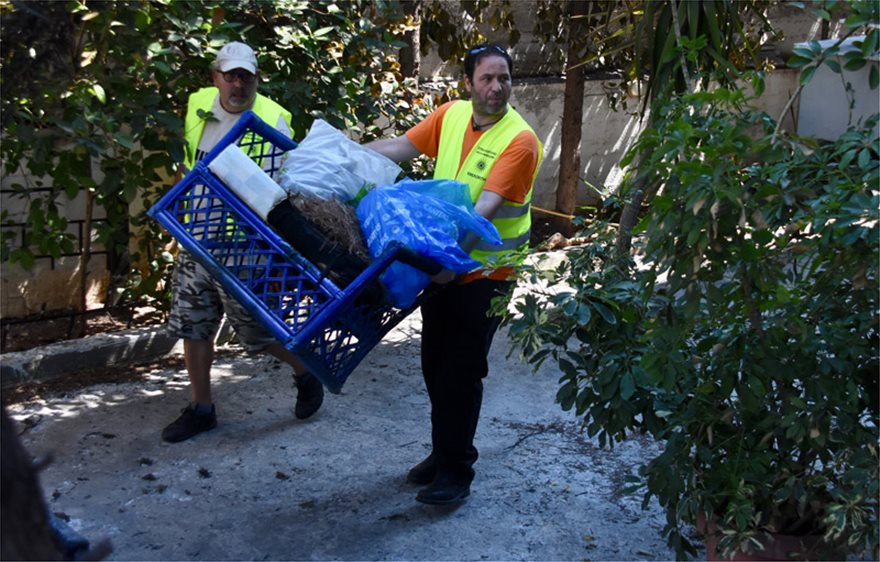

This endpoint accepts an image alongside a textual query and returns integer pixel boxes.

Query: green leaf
[857,148,871,169]
[577,304,592,326]
[775,284,790,303]
[620,372,635,400]
[556,381,577,411]
[116,134,134,150]
[843,57,867,72]
[135,9,151,31]
[787,54,812,68]
[747,376,767,398]
[90,84,106,104]
[861,31,879,57]
[824,58,841,73]
[870,65,879,90]
[591,300,616,325]
[844,13,869,28]
[123,182,138,203]
[753,229,773,246]
[153,60,172,75]
[14,248,36,270]
[702,1,721,49]
[799,64,818,86]
[750,72,765,97]
[792,46,815,59]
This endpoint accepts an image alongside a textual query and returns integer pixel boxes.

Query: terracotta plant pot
[697,513,840,561]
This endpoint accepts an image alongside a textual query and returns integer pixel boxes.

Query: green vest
[434,100,543,267]
[182,87,293,171]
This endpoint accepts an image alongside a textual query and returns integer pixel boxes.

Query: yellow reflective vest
[182,87,293,171]
[434,100,542,268]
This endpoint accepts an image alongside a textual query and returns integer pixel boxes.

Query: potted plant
[504,63,878,562]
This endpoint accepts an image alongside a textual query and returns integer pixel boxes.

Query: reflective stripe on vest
[434,100,542,267]
[182,88,293,172]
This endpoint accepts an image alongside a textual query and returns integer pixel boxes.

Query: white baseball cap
[215,42,258,74]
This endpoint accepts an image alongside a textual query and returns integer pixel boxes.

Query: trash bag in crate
[147,111,438,393]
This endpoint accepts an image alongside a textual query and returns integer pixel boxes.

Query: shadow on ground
[6,311,689,561]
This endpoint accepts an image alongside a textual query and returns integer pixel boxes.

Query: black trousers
[420,278,513,481]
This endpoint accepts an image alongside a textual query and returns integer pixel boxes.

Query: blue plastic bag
[356,179,501,308]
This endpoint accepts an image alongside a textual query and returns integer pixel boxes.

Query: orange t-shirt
[405,101,539,203]
[405,101,539,282]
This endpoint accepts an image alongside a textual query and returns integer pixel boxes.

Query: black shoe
[406,453,438,485]
[415,472,471,505]
[162,404,217,443]
[294,372,324,419]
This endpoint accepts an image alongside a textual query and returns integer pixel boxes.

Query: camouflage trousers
[167,250,276,352]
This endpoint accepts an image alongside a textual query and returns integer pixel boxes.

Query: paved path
[7,310,685,561]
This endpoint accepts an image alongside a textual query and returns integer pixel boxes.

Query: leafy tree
[1,0,421,328]
[503,1,879,558]
[611,0,778,256]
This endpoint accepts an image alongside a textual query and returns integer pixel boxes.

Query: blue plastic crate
[148,111,426,393]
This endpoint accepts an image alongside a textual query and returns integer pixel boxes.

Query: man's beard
[477,99,507,116]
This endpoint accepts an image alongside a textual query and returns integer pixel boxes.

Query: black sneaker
[294,372,324,419]
[161,404,217,443]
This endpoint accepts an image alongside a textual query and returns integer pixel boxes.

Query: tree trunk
[399,0,422,80]
[615,181,646,257]
[554,0,590,238]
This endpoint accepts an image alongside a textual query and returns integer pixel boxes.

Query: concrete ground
[5,309,690,561]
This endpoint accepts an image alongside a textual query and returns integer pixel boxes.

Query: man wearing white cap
[181,41,292,169]
[163,41,324,444]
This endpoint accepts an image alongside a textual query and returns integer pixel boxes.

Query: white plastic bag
[207,144,287,221]
[278,119,401,201]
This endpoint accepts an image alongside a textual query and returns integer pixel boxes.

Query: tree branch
[670,0,694,94]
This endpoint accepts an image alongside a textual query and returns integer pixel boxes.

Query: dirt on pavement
[4,309,693,561]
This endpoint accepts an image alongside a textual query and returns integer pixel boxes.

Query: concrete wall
[797,37,880,140]
[507,69,802,212]
[1,169,110,318]
[510,79,642,211]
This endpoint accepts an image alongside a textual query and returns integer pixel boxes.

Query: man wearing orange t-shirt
[367,43,542,505]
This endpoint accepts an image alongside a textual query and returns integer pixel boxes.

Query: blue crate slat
[148,111,425,393]
[202,110,298,171]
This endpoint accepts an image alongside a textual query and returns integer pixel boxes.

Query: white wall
[797,38,880,139]
[510,80,643,211]
[507,68,802,213]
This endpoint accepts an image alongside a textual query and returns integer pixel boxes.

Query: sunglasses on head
[220,70,256,84]
[468,44,507,57]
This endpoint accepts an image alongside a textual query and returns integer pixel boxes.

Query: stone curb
[0,326,182,389]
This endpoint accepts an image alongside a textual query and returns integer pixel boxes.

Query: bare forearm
[365,136,422,163]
